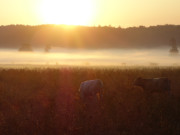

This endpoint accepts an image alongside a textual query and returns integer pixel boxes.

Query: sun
[39,0,94,25]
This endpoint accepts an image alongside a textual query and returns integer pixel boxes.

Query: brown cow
[133,77,171,94]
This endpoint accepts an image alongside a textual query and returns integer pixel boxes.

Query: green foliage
[0,66,180,135]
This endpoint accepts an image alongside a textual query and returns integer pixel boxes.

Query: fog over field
[0,47,179,66]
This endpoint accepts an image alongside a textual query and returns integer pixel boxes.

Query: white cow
[79,79,104,103]
[133,77,171,94]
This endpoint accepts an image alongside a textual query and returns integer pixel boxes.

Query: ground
[0,66,179,135]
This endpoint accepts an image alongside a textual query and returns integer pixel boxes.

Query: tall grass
[0,66,180,135]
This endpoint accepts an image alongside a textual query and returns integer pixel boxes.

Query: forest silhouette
[0,24,179,49]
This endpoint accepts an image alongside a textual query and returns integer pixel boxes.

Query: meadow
[0,66,180,135]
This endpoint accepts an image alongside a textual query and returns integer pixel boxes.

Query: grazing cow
[133,77,171,94]
[79,79,104,103]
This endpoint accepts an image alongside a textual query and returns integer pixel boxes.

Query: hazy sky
[1,0,180,27]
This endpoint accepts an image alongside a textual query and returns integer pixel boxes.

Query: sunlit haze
[0,0,180,66]
[39,0,94,25]
[0,48,179,66]
[1,0,180,27]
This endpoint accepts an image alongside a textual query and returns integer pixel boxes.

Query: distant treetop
[19,43,33,52]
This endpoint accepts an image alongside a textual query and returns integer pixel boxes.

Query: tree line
[0,24,180,49]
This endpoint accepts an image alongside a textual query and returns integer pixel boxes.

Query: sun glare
[39,0,94,25]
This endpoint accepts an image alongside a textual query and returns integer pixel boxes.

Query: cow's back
[79,80,99,98]
[143,78,171,92]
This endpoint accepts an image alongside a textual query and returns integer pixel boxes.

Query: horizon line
[0,23,180,29]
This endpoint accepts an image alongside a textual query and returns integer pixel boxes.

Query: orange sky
[1,0,180,27]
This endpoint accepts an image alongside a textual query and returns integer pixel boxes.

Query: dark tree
[19,43,33,52]
[44,44,51,53]
[169,38,179,55]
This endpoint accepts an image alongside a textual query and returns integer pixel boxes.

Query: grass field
[0,66,180,135]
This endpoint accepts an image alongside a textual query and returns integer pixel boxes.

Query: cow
[79,79,104,103]
[133,77,171,94]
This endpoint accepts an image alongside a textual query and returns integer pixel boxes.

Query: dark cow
[133,77,171,94]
